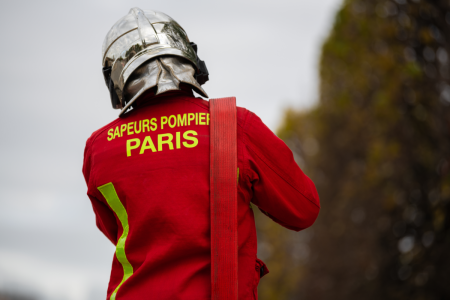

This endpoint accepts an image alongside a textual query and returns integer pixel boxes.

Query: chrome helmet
[102,8,209,110]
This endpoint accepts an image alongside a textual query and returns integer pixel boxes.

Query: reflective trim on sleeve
[98,182,134,300]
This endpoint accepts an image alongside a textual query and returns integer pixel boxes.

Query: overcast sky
[0,0,342,299]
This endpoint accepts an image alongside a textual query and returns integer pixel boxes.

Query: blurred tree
[266,0,450,299]
[254,205,314,300]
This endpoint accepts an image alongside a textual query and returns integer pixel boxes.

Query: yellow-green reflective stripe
[98,182,133,300]
[237,167,239,184]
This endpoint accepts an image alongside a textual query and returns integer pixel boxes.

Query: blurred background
[1,0,449,299]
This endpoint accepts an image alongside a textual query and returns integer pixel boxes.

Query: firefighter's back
[86,7,320,300]
[85,93,213,299]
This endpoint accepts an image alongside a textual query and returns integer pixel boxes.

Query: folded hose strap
[209,97,238,300]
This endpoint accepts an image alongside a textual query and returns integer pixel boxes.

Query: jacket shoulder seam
[87,118,122,188]
[245,143,320,209]
[181,97,209,111]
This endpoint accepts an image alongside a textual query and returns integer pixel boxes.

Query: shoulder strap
[209,97,238,300]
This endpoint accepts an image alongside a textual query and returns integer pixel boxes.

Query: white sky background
[0,0,342,299]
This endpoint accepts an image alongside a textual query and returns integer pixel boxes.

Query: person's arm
[83,135,118,244]
[243,112,320,231]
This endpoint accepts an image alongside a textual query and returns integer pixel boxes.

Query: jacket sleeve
[83,135,119,244]
[243,111,320,231]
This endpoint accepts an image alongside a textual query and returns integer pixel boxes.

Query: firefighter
[83,8,320,300]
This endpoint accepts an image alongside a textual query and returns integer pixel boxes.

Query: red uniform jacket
[83,91,320,300]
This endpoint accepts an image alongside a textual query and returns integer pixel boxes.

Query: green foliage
[264,0,450,299]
